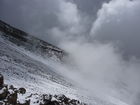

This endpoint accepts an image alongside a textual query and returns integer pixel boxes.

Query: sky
[0,0,109,43]
[1,0,140,105]
[0,0,140,59]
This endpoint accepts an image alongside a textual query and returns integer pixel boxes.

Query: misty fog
[1,0,140,105]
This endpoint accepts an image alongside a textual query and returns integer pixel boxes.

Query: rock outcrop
[0,74,4,86]
[0,74,87,105]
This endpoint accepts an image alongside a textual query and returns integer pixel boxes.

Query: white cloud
[51,0,140,104]
[91,0,139,35]
[58,0,80,28]
[90,0,140,58]
[49,0,89,43]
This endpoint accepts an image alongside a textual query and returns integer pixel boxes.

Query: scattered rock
[0,74,87,105]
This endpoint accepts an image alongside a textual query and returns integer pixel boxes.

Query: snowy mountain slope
[0,20,129,105]
[0,33,115,105]
[0,20,64,61]
[0,35,129,105]
[0,33,72,91]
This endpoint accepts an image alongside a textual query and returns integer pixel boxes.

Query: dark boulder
[0,85,8,100]
[40,101,59,105]
[48,101,59,105]
[0,74,4,87]
[54,94,70,104]
[18,88,26,94]
[69,99,81,105]
[9,85,17,91]
[40,94,52,105]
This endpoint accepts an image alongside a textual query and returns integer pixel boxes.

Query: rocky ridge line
[0,20,65,60]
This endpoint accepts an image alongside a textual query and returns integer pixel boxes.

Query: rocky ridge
[0,20,65,61]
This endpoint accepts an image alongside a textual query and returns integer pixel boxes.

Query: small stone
[69,99,80,105]
[9,85,14,90]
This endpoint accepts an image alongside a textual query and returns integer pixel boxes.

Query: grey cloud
[0,0,109,44]
[0,0,61,43]
[90,0,140,59]
[73,0,110,15]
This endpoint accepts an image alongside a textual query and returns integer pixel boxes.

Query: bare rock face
[0,74,8,100]
[0,74,4,87]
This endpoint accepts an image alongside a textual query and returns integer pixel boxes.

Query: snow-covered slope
[0,20,64,61]
[0,32,74,94]
[0,20,129,105]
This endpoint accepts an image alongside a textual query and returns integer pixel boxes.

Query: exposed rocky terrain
[0,74,87,105]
